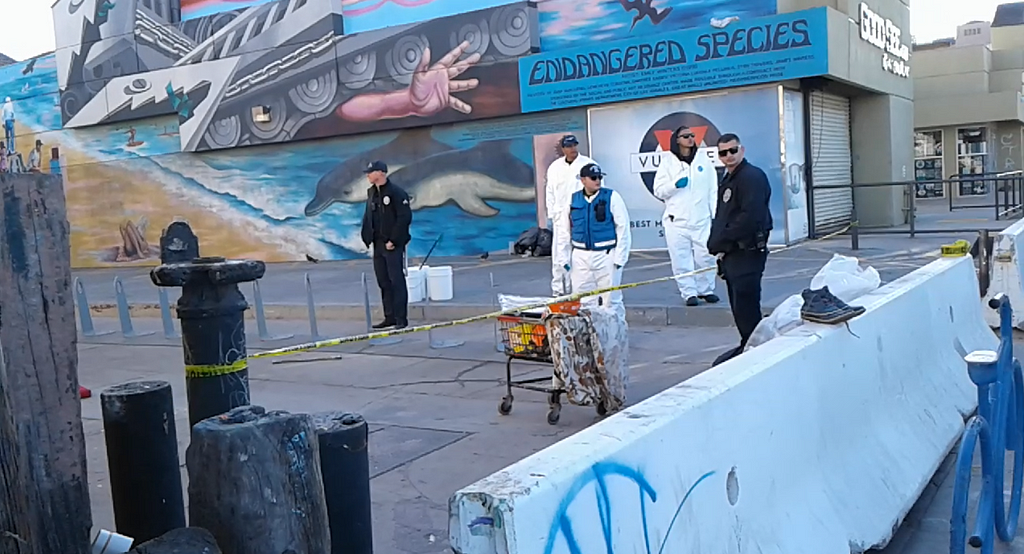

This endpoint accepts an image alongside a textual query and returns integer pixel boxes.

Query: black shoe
[685,296,699,307]
[700,294,720,304]
[394,321,408,330]
[799,286,866,324]
[372,320,396,330]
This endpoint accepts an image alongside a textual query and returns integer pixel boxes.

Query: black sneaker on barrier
[373,320,396,330]
[799,286,866,324]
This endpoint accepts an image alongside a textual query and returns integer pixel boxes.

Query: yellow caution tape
[940,239,971,258]
[249,225,854,360]
[185,359,248,378]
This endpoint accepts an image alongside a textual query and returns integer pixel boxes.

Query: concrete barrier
[983,218,1024,330]
[449,256,995,554]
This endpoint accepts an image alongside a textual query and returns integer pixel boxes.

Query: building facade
[0,0,911,267]
[913,3,1024,200]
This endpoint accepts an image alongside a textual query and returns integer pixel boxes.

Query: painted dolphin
[387,140,536,217]
[304,130,455,217]
[306,138,536,218]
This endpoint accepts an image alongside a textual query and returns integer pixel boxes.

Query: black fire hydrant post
[151,256,266,427]
[100,380,186,543]
[313,411,374,554]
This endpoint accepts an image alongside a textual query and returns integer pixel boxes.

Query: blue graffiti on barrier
[542,462,716,554]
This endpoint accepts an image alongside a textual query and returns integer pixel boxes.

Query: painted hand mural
[337,41,482,122]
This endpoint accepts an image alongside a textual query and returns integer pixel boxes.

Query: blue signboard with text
[518,8,830,113]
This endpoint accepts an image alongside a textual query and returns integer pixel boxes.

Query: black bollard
[160,221,200,264]
[313,412,373,554]
[100,380,186,543]
[151,256,265,427]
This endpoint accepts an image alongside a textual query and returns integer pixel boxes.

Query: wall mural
[181,0,277,21]
[537,0,777,51]
[0,53,586,268]
[51,0,537,153]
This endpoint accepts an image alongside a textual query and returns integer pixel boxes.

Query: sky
[0,0,1009,62]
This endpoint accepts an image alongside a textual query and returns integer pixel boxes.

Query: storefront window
[957,127,989,196]
[914,130,944,198]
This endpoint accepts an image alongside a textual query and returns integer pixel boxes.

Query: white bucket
[427,265,454,301]
[407,267,427,303]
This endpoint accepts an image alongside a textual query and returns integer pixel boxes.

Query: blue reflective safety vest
[569,188,617,251]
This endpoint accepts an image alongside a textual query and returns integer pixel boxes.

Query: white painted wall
[450,256,995,554]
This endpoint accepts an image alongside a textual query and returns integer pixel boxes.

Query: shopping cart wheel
[547,404,561,425]
[596,401,608,417]
[498,395,513,416]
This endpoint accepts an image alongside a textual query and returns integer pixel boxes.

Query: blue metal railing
[951,293,1024,553]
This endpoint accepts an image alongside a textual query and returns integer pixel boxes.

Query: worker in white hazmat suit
[557,163,632,314]
[653,125,720,306]
[545,134,594,296]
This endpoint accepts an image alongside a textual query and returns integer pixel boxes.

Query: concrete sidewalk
[79,316,739,554]
[74,233,964,329]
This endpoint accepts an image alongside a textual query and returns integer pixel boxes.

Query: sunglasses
[679,133,694,139]
[584,175,603,181]
[718,146,740,157]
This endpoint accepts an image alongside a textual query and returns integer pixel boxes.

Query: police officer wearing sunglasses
[707,133,773,366]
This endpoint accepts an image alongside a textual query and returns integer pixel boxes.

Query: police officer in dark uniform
[360,160,413,329]
[707,133,773,366]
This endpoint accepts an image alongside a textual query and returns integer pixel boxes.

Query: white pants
[570,248,624,314]
[550,215,573,296]
[663,217,716,299]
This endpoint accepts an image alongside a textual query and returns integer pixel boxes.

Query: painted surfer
[126,127,144,148]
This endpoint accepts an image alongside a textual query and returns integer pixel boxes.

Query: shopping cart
[496,300,580,425]
[496,311,566,424]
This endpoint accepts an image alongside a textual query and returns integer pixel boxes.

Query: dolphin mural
[305,135,537,218]
[304,130,454,217]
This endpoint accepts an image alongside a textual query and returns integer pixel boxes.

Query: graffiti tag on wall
[538,462,716,554]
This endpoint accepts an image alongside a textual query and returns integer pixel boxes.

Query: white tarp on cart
[546,306,630,411]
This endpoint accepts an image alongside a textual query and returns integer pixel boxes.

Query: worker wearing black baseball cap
[360,160,413,329]
[556,162,632,315]
[545,134,595,296]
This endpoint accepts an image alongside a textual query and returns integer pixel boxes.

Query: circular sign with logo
[636,111,724,198]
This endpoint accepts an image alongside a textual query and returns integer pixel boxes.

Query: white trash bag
[745,254,881,350]
[497,294,552,314]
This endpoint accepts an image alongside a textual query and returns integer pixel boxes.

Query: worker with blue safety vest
[555,162,632,314]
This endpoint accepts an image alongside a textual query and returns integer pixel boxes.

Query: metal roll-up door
[809,91,853,233]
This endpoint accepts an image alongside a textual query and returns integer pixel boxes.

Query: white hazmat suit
[557,186,632,315]
[545,152,594,295]
[653,147,719,302]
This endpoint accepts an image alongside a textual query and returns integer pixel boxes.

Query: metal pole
[114,276,155,338]
[850,201,860,251]
[101,380,186,543]
[253,280,294,342]
[313,412,373,554]
[362,273,401,347]
[980,229,992,298]
[491,272,502,354]
[75,277,114,337]
[909,184,916,239]
[151,256,264,427]
[305,273,323,341]
[158,287,181,339]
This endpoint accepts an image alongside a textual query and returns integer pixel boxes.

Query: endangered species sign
[517,8,830,113]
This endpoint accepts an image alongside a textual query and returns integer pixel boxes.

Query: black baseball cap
[560,134,579,147]
[579,163,605,179]
[363,160,388,174]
